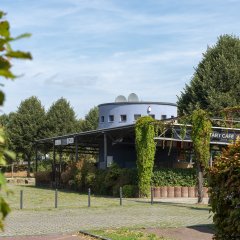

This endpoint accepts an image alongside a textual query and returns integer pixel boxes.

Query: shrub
[122,185,138,198]
[35,171,51,186]
[151,168,197,187]
[208,141,240,239]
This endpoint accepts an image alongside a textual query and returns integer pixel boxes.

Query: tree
[191,109,212,203]
[46,97,78,137]
[78,106,99,132]
[178,34,240,116]
[135,116,156,197]
[0,10,31,230]
[8,97,45,176]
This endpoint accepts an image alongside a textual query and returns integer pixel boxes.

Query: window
[108,115,114,122]
[161,115,167,120]
[120,115,127,122]
[171,115,175,118]
[134,114,141,121]
[100,116,104,122]
[149,114,155,119]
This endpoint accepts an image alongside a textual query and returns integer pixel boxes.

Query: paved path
[0,200,212,237]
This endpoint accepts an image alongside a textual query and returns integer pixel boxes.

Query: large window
[134,114,141,121]
[120,114,127,122]
[161,115,167,120]
[100,116,104,122]
[108,115,114,122]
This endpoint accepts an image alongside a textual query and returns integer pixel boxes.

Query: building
[35,94,240,183]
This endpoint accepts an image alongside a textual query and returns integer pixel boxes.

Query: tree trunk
[27,156,31,177]
[197,162,204,203]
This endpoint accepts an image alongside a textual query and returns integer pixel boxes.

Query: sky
[1,0,240,118]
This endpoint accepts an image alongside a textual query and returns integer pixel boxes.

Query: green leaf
[0,69,16,79]
[0,11,6,19]
[0,56,11,70]
[6,50,32,60]
[0,21,10,38]
[14,33,32,41]
[4,149,16,160]
[0,90,5,105]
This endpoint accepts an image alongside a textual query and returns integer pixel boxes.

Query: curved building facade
[98,95,177,129]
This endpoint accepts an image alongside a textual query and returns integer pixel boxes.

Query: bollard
[151,187,153,205]
[120,187,122,206]
[88,188,91,207]
[55,189,58,208]
[20,190,23,209]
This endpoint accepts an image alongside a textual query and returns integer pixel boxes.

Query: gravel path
[0,201,212,237]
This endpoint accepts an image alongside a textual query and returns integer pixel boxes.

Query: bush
[151,168,197,187]
[122,185,138,198]
[35,171,51,186]
[208,141,240,239]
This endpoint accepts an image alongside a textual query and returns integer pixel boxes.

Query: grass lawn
[91,229,171,240]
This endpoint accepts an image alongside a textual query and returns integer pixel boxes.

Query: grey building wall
[98,102,177,129]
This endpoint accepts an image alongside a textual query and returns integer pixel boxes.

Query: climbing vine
[135,116,156,197]
[191,109,212,203]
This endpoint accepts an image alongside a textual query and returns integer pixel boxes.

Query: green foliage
[135,116,156,197]
[122,185,138,198]
[208,141,240,239]
[178,34,240,116]
[191,109,212,203]
[46,97,78,137]
[191,109,212,167]
[78,106,98,132]
[151,168,197,187]
[0,10,31,231]
[7,96,46,172]
[92,228,166,240]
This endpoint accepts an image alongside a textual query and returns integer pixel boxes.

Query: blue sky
[1,0,240,118]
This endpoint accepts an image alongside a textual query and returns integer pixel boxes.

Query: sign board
[54,137,74,146]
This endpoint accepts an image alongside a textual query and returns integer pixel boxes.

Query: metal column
[104,133,107,169]
[75,137,78,162]
[35,144,38,173]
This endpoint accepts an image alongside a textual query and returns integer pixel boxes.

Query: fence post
[55,189,58,208]
[151,187,153,205]
[120,187,122,206]
[20,190,23,209]
[88,188,91,207]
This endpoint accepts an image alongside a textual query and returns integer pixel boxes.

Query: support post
[35,144,38,173]
[88,188,91,207]
[53,141,56,186]
[151,187,153,205]
[55,189,58,208]
[59,150,62,185]
[11,163,14,178]
[75,137,78,162]
[104,133,107,169]
[120,187,122,206]
[20,190,23,209]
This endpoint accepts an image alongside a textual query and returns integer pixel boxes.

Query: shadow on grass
[187,224,215,234]
[124,198,210,211]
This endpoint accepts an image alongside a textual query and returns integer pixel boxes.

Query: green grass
[91,229,171,240]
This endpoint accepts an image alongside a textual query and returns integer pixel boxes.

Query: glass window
[171,115,175,118]
[134,114,141,120]
[108,115,114,122]
[100,116,104,122]
[161,115,167,120]
[120,115,127,122]
[149,114,155,119]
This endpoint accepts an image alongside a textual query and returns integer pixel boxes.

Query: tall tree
[78,106,99,132]
[178,34,240,116]
[0,10,32,230]
[8,97,46,176]
[46,97,78,137]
